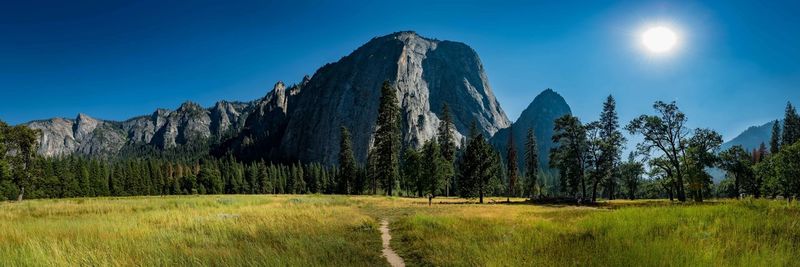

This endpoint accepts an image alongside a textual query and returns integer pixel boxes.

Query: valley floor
[1,195,798,266]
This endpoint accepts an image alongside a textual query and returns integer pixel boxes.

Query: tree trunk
[591,179,599,203]
[479,190,484,204]
[609,177,615,200]
[694,187,703,202]
[580,172,587,202]
[17,187,24,202]
[667,182,674,201]
[675,169,686,202]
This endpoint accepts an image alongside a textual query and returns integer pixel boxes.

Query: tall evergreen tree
[374,80,401,196]
[770,120,782,154]
[338,126,356,194]
[437,103,457,196]
[506,125,519,201]
[402,148,423,196]
[782,102,800,147]
[524,128,539,198]
[598,95,624,200]
[458,132,500,203]
[421,139,444,197]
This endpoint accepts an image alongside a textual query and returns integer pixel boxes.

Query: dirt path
[380,219,406,267]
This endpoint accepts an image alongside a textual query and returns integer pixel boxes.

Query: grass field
[1,195,798,266]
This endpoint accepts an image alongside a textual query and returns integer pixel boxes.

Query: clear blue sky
[2,0,799,143]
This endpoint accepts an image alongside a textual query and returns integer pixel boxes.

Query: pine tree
[599,95,624,200]
[506,125,519,201]
[770,120,782,154]
[459,130,500,203]
[782,102,800,147]
[338,126,357,194]
[421,139,444,197]
[524,128,539,198]
[437,103,456,196]
[374,80,401,196]
[402,148,423,197]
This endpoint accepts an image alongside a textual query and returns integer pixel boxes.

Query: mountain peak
[76,113,96,122]
[518,89,570,122]
[491,88,572,169]
[178,101,202,112]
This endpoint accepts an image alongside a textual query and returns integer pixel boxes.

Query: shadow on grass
[403,196,729,209]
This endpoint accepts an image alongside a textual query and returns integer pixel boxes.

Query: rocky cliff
[26,101,250,157]
[234,31,510,164]
[28,31,511,165]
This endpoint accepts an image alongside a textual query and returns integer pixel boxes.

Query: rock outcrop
[26,114,126,158]
[26,101,251,157]
[490,89,572,169]
[27,31,512,165]
[235,31,510,164]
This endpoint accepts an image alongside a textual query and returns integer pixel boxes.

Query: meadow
[1,195,798,266]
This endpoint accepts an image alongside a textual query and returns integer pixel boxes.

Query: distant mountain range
[720,120,777,152]
[27,32,574,166]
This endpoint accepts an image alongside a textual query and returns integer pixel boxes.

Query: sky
[2,0,799,144]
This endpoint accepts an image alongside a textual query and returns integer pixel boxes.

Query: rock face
[27,31,511,165]
[26,114,126,158]
[26,101,251,157]
[490,89,572,169]
[235,31,510,164]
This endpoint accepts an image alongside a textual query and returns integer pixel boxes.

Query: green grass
[391,198,800,266]
[1,195,798,266]
[0,195,383,266]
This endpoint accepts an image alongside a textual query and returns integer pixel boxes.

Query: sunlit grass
[0,195,383,266]
[391,198,800,266]
[1,196,798,266]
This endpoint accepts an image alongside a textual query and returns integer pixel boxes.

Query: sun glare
[642,26,677,53]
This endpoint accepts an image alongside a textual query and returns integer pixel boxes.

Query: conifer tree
[506,125,519,201]
[338,126,357,194]
[459,129,500,203]
[402,148,423,196]
[599,95,624,200]
[524,128,539,198]
[782,102,800,147]
[374,80,401,196]
[770,120,782,154]
[437,103,456,196]
[421,139,444,197]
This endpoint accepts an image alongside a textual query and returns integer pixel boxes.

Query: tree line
[2,82,799,203]
[716,103,800,199]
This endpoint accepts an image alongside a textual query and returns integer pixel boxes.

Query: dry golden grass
[0,195,383,266]
[1,195,798,266]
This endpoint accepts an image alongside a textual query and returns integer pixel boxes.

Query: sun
[642,26,677,53]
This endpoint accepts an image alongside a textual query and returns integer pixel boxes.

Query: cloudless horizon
[2,0,799,142]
